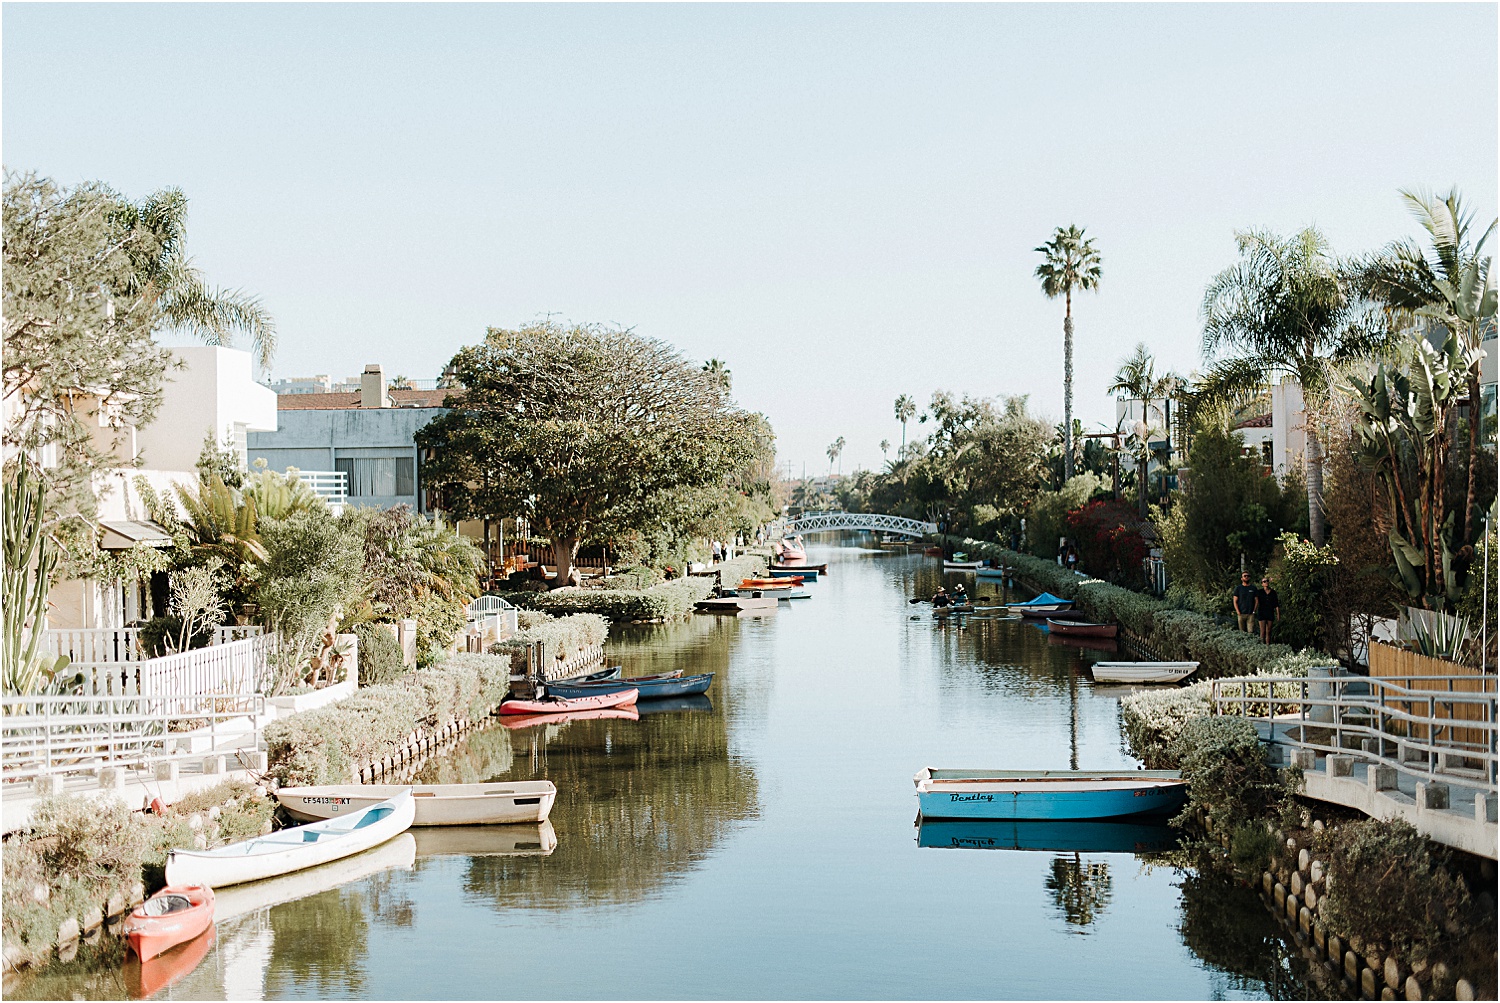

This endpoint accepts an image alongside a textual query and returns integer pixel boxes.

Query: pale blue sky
[5,3,1496,476]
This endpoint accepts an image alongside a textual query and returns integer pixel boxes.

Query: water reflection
[1046,854,1114,931]
[916,819,1180,854]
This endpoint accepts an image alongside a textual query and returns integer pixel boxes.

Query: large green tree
[418,322,773,583]
[1200,227,1376,547]
[1035,225,1103,481]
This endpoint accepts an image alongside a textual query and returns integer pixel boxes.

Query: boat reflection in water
[213,832,417,923]
[412,821,557,859]
[634,695,713,717]
[122,925,216,1000]
[916,818,1179,854]
[499,707,640,730]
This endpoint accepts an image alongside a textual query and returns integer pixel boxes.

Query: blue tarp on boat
[1013,592,1071,607]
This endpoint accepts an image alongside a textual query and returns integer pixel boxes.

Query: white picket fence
[42,625,264,665]
[66,634,276,701]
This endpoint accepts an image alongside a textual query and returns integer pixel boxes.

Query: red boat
[1018,607,1090,621]
[498,688,638,715]
[740,578,798,589]
[1046,619,1120,638]
[124,924,216,999]
[500,707,641,729]
[122,884,215,961]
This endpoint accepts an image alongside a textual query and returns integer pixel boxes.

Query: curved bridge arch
[776,512,937,539]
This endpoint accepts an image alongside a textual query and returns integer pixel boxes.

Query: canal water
[8,543,1318,1000]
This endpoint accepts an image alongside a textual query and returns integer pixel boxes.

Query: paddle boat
[912,768,1188,821]
[166,791,416,888]
[122,884,215,961]
[916,818,1179,854]
[500,706,640,729]
[413,821,558,859]
[123,925,216,999]
[1090,661,1200,684]
[213,833,416,924]
[278,780,557,826]
[498,687,638,715]
[1045,619,1119,638]
[545,673,713,700]
[1005,592,1075,615]
[696,592,778,612]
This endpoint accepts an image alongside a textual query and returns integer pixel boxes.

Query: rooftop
[276,388,457,410]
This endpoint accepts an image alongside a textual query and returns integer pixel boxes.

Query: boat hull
[546,673,712,700]
[767,568,816,579]
[1046,620,1119,638]
[166,793,415,888]
[913,769,1187,821]
[974,568,1007,578]
[942,561,983,571]
[696,595,777,612]
[1019,607,1088,620]
[933,604,974,617]
[498,688,638,715]
[123,885,215,961]
[770,563,826,574]
[278,781,557,826]
[1090,662,1199,684]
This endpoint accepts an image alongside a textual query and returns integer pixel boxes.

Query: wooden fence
[1368,641,1494,748]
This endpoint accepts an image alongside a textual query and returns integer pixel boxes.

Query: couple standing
[1233,571,1280,643]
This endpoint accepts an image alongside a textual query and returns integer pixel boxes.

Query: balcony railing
[296,470,348,507]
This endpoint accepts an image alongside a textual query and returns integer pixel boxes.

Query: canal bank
[0,542,1430,999]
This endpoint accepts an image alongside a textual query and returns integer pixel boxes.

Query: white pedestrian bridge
[773,511,937,539]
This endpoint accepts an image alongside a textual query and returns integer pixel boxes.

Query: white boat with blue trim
[913,768,1187,821]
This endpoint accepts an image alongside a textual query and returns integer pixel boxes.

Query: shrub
[1317,817,1473,964]
[1065,499,1148,584]
[23,795,144,888]
[352,622,406,686]
[1270,530,1341,651]
[1169,715,1298,833]
[505,554,766,621]
[1119,681,1213,769]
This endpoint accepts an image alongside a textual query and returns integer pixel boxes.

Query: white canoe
[942,561,984,570]
[166,791,415,888]
[696,594,778,612]
[1090,661,1200,684]
[278,782,556,826]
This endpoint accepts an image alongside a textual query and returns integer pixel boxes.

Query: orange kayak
[740,578,798,589]
[123,884,215,961]
[498,687,638,715]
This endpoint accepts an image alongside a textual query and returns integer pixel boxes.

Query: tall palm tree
[879,439,890,465]
[703,358,733,391]
[1110,343,1176,517]
[894,395,916,457]
[1035,226,1103,481]
[1201,227,1373,547]
[826,437,845,477]
[835,436,845,475]
[1353,187,1496,544]
[110,187,277,372]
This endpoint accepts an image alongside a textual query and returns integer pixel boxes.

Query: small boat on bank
[545,673,713,700]
[278,781,557,826]
[166,791,415,888]
[122,885,215,961]
[697,593,779,612]
[913,768,1188,821]
[499,688,638,715]
[1090,661,1199,684]
[499,707,640,729]
[1046,619,1119,638]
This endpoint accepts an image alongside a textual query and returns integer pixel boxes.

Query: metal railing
[1211,672,1498,792]
[296,470,348,507]
[466,595,516,617]
[1,691,265,782]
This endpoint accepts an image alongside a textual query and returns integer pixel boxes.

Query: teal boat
[768,567,818,580]
[913,768,1187,821]
[916,818,1179,853]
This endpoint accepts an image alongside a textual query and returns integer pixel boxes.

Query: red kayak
[499,688,639,716]
[1046,619,1120,638]
[122,884,215,961]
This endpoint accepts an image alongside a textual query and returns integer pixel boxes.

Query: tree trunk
[551,536,579,589]
[1138,454,1149,519]
[1306,426,1325,547]
[1112,450,1120,500]
[1461,371,1481,548]
[1063,306,1075,481]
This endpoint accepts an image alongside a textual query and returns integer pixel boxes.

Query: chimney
[360,364,389,408]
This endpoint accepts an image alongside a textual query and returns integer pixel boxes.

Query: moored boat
[498,688,638,715]
[165,791,416,888]
[777,589,812,600]
[545,673,713,700]
[740,578,798,589]
[942,560,984,571]
[561,665,623,683]
[1020,606,1089,620]
[696,593,778,612]
[923,546,944,556]
[1004,592,1075,614]
[278,781,557,826]
[770,563,826,574]
[1045,619,1119,638]
[1090,661,1199,684]
[974,566,1008,579]
[122,884,215,961]
[913,768,1188,820]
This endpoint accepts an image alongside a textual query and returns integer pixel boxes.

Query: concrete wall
[248,406,446,512]
[135,347,277,472]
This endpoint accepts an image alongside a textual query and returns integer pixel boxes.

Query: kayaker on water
[952,583,968,606]
[932,588,951,608]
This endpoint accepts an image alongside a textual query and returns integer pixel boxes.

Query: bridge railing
[780,511,938,538]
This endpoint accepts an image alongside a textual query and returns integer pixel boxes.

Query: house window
[334,457,417,497]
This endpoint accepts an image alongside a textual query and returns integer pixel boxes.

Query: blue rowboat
[913,768,1187,821]
[916,818,1179,854]
[561,665,623,683]
[975,567,1007,579]
[546,673,713,701]
[768,567,818,580]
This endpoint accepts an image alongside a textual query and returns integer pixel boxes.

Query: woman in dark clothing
[1255,577,1280,643]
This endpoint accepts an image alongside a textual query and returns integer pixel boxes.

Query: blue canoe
[560,665,622,683]
[913,768,1187,821]
[545,673,714,701]
[916,818,1179,853]
[768,567,818,580]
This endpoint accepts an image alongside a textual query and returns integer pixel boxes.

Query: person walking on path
[1255,576,1281,643]
[1232,572,1259,633]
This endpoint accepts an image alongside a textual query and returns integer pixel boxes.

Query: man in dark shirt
[1232,572,1258,633]
[1255,577,1281,643]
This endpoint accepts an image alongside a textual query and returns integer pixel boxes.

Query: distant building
[248,364,454,514]
[265,374,359,395]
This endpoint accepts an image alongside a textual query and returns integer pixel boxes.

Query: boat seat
[141,894,194,916]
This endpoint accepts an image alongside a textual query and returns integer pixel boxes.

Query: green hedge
[264,653,511,786]
[496,554,767,621]
[942,536,1320,679]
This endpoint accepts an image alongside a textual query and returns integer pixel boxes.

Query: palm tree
[894,395,916,457]
[110,187,277,372]
[879,439,890,465]
[1201,227,1373,547]
[1109,343,1177,518]
[1353,187,1496,544]
[826,438,845,477]
[835,436,845,475]
[1035,226,1103,481]
[703,358,733,391]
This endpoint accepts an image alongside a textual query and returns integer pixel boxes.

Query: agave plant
[1401,607,1471,661]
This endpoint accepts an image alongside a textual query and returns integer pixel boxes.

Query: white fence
[43,625,264,665]
[67,634,276,701]
[467,595,519,639]
[297,470,348,507]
